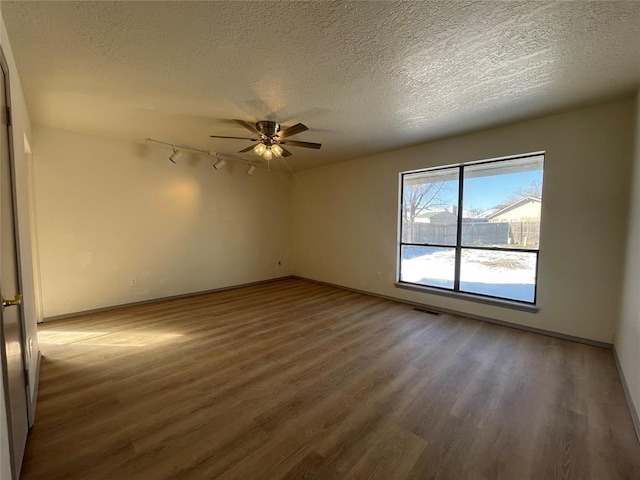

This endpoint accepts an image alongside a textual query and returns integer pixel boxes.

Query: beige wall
[616,90,640,433]
[292,99,635,343]
[0,9,41,480]
[32,128,292,318]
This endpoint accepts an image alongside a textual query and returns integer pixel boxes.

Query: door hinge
[6,106,11,126]
[24,368,29,387]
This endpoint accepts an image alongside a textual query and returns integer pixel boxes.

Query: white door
[0,50,29,479]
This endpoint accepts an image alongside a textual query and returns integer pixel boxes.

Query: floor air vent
[414,307,441,316]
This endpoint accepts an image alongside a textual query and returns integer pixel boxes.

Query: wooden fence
[403,221,540,248]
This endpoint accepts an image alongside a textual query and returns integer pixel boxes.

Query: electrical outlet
[130,277,138,287]
[376,272,382,281]
[277,260,282,267]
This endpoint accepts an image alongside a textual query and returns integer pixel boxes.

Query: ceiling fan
[210,120,321,160]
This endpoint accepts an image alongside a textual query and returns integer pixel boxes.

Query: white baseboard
[613,347,640,444]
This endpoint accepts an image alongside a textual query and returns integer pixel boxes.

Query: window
[398,153,544,305]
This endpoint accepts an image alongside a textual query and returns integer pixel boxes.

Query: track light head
[168,148,184,164]
[246,164,257,176]
[213,156,226,170]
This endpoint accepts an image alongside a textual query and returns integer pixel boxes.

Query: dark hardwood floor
[20,278,640,479]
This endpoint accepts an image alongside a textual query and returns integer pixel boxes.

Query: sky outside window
[464,170,543,211]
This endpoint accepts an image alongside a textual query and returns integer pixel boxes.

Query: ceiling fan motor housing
[256,121,281,139]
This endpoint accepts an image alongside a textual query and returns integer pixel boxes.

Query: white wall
[616,90,640,434]
[292,99,635,343]
[0,8,41,480]
[32,128,291,318]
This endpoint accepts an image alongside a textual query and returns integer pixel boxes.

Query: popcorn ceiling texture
[2,1,639,170]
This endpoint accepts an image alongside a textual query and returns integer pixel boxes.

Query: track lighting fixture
[213,156,226,170]
[168,148,183,164]
[146,138,258,174]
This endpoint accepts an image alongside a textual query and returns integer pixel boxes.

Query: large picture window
[399,153,544,304]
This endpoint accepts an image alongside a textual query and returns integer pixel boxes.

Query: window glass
[399,153,544,304]
[402,168,459,246]
[400,246,456,289]
[459,249,537,302]
[462,156,543,248]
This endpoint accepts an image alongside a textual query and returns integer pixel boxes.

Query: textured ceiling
[2,1,639,171]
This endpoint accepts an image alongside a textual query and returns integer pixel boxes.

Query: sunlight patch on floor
[38,330,183,347]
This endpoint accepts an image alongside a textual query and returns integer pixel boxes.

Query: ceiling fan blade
[278,123,308,138]
[280,139,322,149]
[235,119,261,136]
[281,146,293,157]
[210,135,258,141]
[238,145,255,153]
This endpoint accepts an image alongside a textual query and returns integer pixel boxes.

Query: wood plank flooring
[20,278,640,479]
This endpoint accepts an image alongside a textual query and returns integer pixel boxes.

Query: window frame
[397,152,544,308]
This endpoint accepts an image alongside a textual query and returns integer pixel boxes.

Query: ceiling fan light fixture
[271,144,283,158]
[253,143,267,156]
[246,164,257,176]
[210,120,322,159]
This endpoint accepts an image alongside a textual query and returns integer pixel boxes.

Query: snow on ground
[402,249,535,284]
[401,248,536,301]
[461,249,536,284]
[402,249,456,285]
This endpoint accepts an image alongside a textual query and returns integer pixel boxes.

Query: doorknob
[2,294,23,308]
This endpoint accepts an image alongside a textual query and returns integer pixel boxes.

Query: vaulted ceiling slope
[2,1,639,170]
